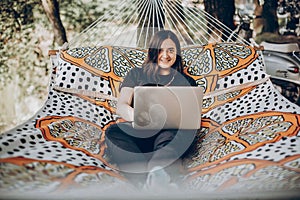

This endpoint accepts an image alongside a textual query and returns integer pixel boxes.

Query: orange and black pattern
[0,43,299,194]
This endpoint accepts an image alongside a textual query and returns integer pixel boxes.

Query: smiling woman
[157,38,177,74]
[105,30,198,188]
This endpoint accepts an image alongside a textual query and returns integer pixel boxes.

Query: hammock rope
[73,0,128,46]
[68,0,249,49]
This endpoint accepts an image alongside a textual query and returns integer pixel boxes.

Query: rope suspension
[68,0,248,49]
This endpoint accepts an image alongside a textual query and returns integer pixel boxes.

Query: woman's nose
[161,50,168,58]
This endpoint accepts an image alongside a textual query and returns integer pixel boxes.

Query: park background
[0,0,298,133]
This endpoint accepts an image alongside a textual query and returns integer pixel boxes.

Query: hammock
[1,0,300,199]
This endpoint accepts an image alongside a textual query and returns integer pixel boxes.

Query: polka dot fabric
[56,59,112,95]
[0,43,299,195]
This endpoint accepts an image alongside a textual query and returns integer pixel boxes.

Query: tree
[203,0,236,40]
[253,0,279,36]
[0,0,114,133]
[41,0,67,46]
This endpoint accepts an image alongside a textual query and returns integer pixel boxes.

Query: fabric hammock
[1,0,300,199]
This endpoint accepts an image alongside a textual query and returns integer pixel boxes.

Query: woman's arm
[116,87,134,121]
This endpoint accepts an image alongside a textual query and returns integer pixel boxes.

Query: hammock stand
[1,0,300,199]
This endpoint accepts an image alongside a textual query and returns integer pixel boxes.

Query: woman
[105,30,197,189]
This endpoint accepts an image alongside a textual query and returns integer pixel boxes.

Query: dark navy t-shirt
[120,67,197,89]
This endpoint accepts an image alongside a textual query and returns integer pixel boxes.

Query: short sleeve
[185,75,197,86]
[120,67,141,89]
[180,74,197,86]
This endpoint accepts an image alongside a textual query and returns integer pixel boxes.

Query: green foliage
[0,0,114,99]
[59,0,118,32]
[0,0,47,98]
[1,0,40,94]
[0,0,38,41]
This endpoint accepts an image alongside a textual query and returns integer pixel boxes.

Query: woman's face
[157,38,177,73]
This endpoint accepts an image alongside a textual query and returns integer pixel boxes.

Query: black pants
[105,122,196,174]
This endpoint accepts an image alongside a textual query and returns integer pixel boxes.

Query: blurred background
[0,0,299,133]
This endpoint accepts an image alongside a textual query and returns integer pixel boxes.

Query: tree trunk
[41,0,67,46]
[253,0,279,36]
[204,0,235,41]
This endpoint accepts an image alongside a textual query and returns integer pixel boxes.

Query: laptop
[133,86,203,130]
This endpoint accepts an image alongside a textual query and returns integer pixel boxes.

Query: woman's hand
[135,104,167,130]
[135,111,151,126]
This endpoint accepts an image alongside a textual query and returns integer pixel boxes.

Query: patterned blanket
[1,43,299,198]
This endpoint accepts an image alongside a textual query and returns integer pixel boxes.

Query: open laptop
[133,86,203,130]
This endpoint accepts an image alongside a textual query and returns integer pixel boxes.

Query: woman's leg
[147,130,178,170]
[147,129,197,183]
[105,122,154,187]
[105,122,149,173]
[150,129,197,166]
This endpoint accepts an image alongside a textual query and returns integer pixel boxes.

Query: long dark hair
[142,30,183,82]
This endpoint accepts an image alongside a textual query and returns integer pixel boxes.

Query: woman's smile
[157,38,177,74]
